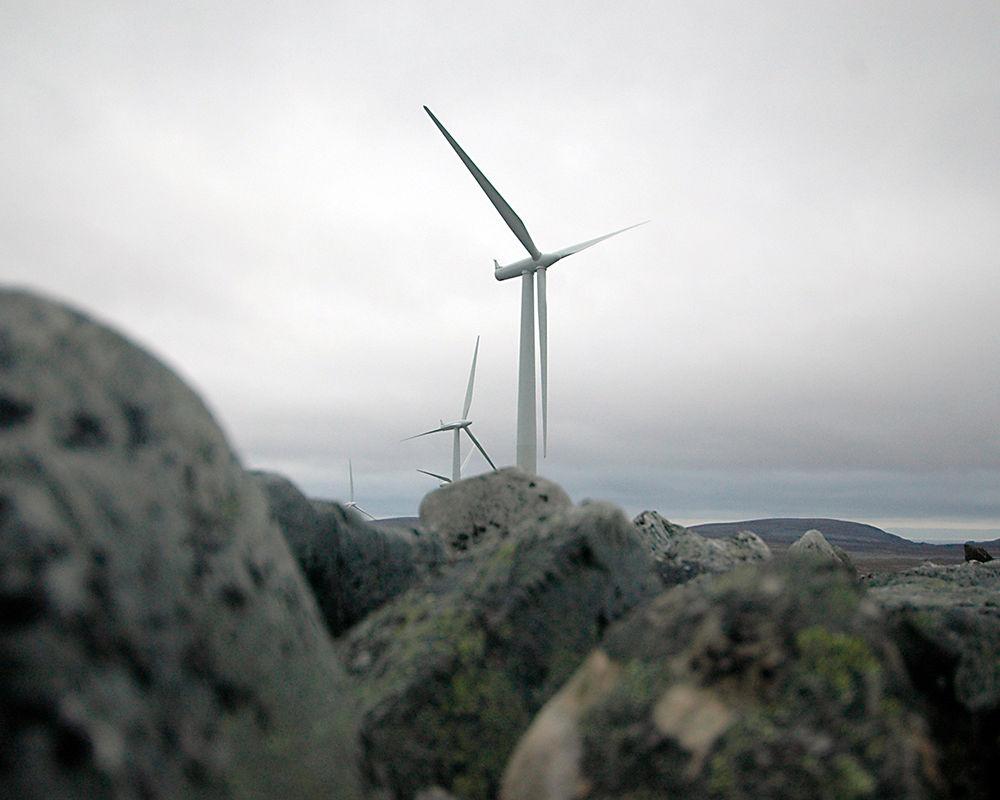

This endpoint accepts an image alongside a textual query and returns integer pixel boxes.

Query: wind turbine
[344,459,375,520]
[424,105,647,474]
[405,336,497,482]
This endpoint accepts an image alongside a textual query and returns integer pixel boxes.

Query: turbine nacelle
[494,253,559,281]
[437,419,472,431]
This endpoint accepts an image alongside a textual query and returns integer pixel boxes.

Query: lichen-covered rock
[868,561,1000,799]
[502,561,939,800]
[0,289,363,799]
[253,471,446,636]
[963,541,993,562]
[633,511,771,586]
[788,529,856,574]
[418,467,571,557]
[342,500,660,800]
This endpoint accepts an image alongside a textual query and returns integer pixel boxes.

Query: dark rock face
[502,561,939,800]
[0,290,363,799]
[633,511,771,585]
[342,496,660,800]
[419,467,571,557]
[252,471,446,636]
[788,529,857,574]
[868,561,1000,799]
[963,541,993,562]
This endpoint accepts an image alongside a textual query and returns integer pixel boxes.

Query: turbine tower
[344,459,375,520]
[405,336,497,482]
[424,105,646,473]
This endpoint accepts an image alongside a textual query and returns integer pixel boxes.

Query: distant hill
[690,517,999,571]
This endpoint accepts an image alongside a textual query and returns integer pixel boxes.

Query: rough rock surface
[418,467,571,557]
[633,511,771,586]
[788,528,857,573]
[963,541,993,562]
[342,496,660,800]
[502,561,939,800]
[0,289,363,799]
[868,561,1000,799]
[253,471,446,636]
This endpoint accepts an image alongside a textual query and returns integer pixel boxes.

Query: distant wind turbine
[405,336,497,482]
[424,105,647,473]
[344,459,375,520]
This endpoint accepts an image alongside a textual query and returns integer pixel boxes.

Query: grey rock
[963,541,993,562]
[253,471,446,636]
[788,528,856,573]
[502,561,938,800]
[633,511,771,586]
[0,289,363,799]
[418,467,571,557]
[342,499,659,800]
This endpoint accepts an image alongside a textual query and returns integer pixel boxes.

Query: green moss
[793,626,881,705]
[830,753,876,799]
[424,653,532,800]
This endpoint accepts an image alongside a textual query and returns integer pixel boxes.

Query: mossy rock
[0,289,363,799]
[341,501,660,800]
[868,561,1000,799]
[253,470,446,636]
[503,561,939,800]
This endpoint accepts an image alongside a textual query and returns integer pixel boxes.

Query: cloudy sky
[3,1,998,540]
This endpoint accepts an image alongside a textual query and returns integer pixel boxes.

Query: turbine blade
[423,106,541,260]
[349,458,355,503]
[417,468,452,483]
[403,425,450,441]
[537,270,548,458]
[461,446,475,471]
[353,505,376,521]
[550,220,649,262]
[462,335,480,419]
[463,427,497,471]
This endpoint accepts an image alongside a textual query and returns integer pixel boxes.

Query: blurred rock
[788,528,856,574]
[253,471,446,636]
[869,560,1000,799]
[633,511,771,586]
[502,561,938,800]
[419,467,571,557]
[342,498,659,800]
[963,541,993,562]
[0,289,363,799]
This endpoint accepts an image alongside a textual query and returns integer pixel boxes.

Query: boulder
[253,471,446,636]
[788,528,856,574]
[0,289,363,799]
[502,561,939,800]
[963,541,993,562]
[868,561,1000,799]
[418,467,571,557]
[342,499,660,800]
[633,511,771,586]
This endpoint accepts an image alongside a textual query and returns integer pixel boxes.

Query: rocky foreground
[2,288,998,800]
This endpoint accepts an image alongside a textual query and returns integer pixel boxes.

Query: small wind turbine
[405,336,497,482]
[424,105,647,474]
[343,459,375,520]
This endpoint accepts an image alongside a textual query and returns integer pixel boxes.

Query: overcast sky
[3,1,998,540]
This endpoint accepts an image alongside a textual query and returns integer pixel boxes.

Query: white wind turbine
[405,336,497,482]
[424,106,647,474]
[343,459,375,520]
